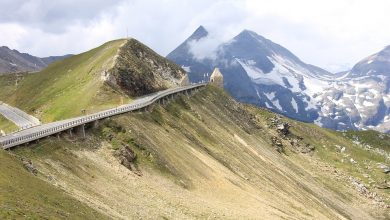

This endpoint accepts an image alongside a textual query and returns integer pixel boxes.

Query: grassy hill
[3,86,388,219]
[0,39,185,123]
[0,114,18,134]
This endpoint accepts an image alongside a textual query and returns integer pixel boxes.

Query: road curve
[0,102,41,129]
[0,83,207,150]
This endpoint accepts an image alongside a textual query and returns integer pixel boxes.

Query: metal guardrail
[0,83,207,150]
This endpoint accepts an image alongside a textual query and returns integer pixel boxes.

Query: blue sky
[1,0,389,72]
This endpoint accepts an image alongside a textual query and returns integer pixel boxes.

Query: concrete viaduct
[0,83,207,150]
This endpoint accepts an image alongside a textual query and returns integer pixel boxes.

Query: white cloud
[1,0,390,72]
[187,37,219,61]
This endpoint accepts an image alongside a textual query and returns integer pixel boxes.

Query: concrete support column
[68,128,73,137]
[93,120,99,128]
[77,124,86,139]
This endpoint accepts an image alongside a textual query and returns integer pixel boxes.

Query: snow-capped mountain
[167,26,390,133]
[315,47,390,132]
[167,27,333,122]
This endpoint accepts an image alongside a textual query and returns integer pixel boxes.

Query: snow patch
[291,97,298,113]
[272,99,283,111]
[362,100,375,107]
[264,92,276,101]
[181,66,191,72]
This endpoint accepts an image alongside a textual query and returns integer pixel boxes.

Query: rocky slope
[0,39,186,122]
[105,38,186,97]
[167,26,390,133]
[0,46,70,74]
[2,86,388,219]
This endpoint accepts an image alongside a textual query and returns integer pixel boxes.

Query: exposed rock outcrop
[21,158,38,175]
[106,39,186,97]
[269,116,314,154]
[114,144,142,176]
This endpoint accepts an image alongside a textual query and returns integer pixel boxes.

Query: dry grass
[8,86,388,219]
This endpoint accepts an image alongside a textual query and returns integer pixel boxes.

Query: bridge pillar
[81,124,86,138]
[76,124,86,139]
[93,120,99,128]
[68,128,73,137]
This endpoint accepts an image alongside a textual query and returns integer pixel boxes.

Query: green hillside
[0,38,185,124]
[4,86,388,219]
[0,39,129,122]
[0,114,18,134]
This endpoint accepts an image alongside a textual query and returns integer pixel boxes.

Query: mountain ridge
[167,26,332,122]
[0,46,71,74]
[167,26,390,133]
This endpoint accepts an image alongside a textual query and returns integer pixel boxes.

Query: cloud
[0,0,124,33]
[187,37,219,61]
[1,0,390,72]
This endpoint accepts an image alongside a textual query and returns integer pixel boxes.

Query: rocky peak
[188,25,208,41]
[0,46,10,50]
[235,29,265,41]
[231,29,265,47]
[106,39,186,97]
[348,46,390,78]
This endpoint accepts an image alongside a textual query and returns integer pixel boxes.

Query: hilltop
[0,39,186,122]
[1,86,388,219]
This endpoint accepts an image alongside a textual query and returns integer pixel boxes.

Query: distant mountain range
[0,46,71,74]
[167,26,390,133]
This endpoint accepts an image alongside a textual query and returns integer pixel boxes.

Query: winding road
[0,102,40,129]
[0,83,206,150]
